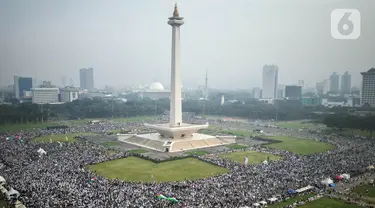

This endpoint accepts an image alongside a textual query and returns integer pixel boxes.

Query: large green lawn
[128,149,149,154]
[226,144,248,149]
[186,150,210,156]
[268,194,315,208]
[219,129,252,137]
[352,184,375,197]
[33,132,96,143]
[298,197,360,208]
[270,196,360,208]
[102,141,121,147]
[88,156,228,182]
[111,116,156,123]
[0,122,57,132]
[264,136,334,155]
[199,127,258,138]
[276,121,325,129]
[219,150,281,164]
[324,129,372,137]
[0,200,9,208]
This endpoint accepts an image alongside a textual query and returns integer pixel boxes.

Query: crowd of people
[0,115,375,208]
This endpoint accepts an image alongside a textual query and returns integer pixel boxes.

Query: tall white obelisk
[168,4,184,127]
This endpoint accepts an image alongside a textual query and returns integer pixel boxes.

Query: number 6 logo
[331,9,361,40]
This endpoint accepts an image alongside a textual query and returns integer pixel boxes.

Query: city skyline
[0,0,373,89]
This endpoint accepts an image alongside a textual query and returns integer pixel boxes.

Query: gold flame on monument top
[173,3,179,17]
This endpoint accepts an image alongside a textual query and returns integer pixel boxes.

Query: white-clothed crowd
[0,116,374,208]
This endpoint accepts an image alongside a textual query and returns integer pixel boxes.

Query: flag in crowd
[244,156,248,166]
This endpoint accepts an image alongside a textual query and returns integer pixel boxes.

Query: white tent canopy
[259,200,267,205]
[341,174,350,179]
[6,187,20,200]
[321,178,333,185]
[296,185,314,193]
[0,176,6,184]
[37,148,47,157]
[268,197,278,202]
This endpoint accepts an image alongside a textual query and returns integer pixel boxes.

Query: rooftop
[361,67,375,74]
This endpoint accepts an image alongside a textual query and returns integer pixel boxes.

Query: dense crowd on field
[0,115,375,208]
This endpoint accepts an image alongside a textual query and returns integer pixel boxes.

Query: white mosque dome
[149,82,164,91]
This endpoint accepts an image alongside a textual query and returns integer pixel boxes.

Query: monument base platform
[144,123,209,140]
[118,133,236,153]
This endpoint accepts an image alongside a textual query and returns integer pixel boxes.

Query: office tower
[329,72,340,93]
[360,67,375,106]
[298,80,305,90]
[79,67,94,90]
[61,76,67,87]
[316,79,329,95]
[262,65,278,99]
[277,84,285,99]
[31,88,60,104]
[14,76,33,99]
[285,85,302,99]
[252,87,262,99]
[341,71,351,94]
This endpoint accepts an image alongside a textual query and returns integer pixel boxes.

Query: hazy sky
[0,0,374,89]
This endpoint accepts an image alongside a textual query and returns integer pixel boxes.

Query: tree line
[0,97,332,125]
[323,114,375,137]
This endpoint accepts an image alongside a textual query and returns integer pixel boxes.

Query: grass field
[88,156,228,182]
[352,184,375,197]
[219,150,281,164]
[0,200,9,208]
[269,196,360,208]
[264,136,334,155]
[111,116,156,123]
[0,116,156,133]
[268,194,315,208]
[33,132,96,143]
[324,129,372,137]
[128,149,149,154]
[187,150,209,156]
[298,197,361,208]
[226,144,248,149]
[219,129,251,137]
[275,121,325,129]
[105,150,119,156]
[102,141,120,147]
[0,122,57,132]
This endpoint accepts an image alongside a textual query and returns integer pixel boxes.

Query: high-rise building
[277,84,285,98]
[262,65,278,99]
[252,87,262,99]
[60,87,79,102]
[79,67,94,90]
[341,71,351,94]
[329,72,340,93]
[31,88,60,104]
[61,76,67,87]
[316,79,329,95]
[285,85,302,99]
[360,67,375,107]
[298,80,305,90]
[14,76,33,99]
